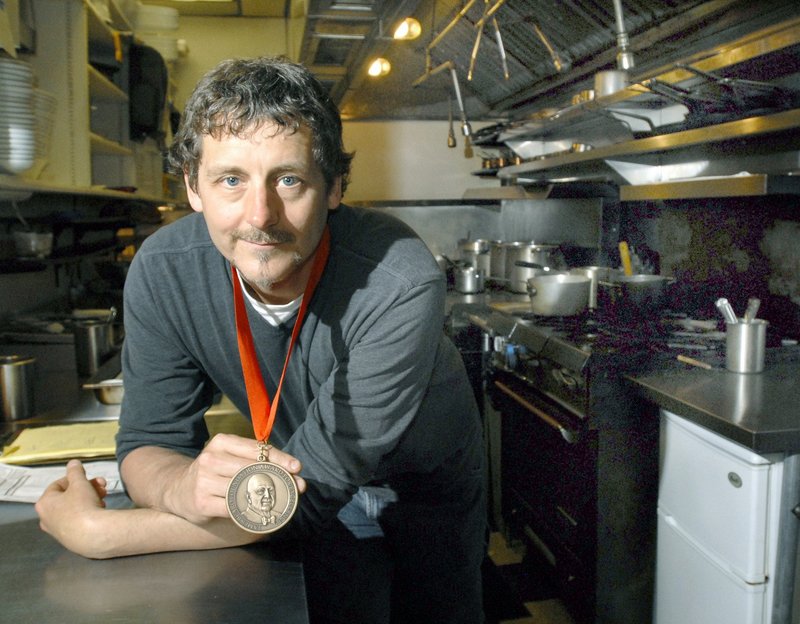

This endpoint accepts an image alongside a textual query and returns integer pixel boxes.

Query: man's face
[247,474,276,512]
[186,122,341,304]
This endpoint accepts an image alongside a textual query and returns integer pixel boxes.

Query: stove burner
[514,309,723,356]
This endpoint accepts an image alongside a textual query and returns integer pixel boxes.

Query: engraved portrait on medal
[227,462,298,534]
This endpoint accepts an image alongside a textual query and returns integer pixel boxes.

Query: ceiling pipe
[474,0,508,30]
[612,0,635,70]
[411,59,454,87]
[530,21,567,73]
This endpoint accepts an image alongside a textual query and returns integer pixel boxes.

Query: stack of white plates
[134,4,179,31]
[134,3,180,63]
[140,33,179,61]
[29,89,58,178]
[0,57,35,175]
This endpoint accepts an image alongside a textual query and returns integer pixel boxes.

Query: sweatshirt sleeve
[115,242,217,468]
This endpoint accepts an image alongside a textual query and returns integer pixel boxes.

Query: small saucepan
[527,274,591,316]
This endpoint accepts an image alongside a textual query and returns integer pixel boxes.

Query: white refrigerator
[655,410,789,624]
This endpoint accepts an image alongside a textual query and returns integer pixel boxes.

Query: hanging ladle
[447,94,457,148]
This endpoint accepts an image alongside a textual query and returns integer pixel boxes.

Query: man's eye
[278,175,300,187]
[223,176,240,187]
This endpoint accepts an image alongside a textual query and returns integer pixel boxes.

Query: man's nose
[245,184,280,229]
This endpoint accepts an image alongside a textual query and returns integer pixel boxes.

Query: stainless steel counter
[449,291,800,455]
[0,495,308,623]
[627,346,800,454]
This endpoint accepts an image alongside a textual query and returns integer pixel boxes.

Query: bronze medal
[228,228,330,536]
[226,444,298,534]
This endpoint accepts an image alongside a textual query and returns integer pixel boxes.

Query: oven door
[490,368,597,620]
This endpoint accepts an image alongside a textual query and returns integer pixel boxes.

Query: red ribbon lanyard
[231,226,330,442]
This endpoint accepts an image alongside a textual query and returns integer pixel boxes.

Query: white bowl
[13,231,53,258]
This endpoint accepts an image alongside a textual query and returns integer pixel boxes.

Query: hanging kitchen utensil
[449,66,472,138]
[447,93,457,148]
[468,0,509,81]
[467,0,488,82]
[491,14,509,80]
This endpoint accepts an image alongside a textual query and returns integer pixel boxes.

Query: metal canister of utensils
[0,355,36,421]
[725,319,768,373]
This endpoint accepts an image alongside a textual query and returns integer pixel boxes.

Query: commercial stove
[467,306,726,624]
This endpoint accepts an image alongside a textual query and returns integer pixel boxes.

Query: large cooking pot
[505,242,566,293]
[459,239,490,276]
[488,240,507,280]
[454,265,485,294]
[526,274,591,316]
[598,274,674,316]
[569,266,620,309]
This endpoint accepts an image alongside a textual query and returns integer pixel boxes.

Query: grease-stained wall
[616,195,800,337]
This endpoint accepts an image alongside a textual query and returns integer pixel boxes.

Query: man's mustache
[233,228,295,245]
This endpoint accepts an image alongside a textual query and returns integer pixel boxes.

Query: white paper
[0,460,123,503]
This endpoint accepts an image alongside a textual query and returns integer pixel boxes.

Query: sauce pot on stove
[527,274,591,316]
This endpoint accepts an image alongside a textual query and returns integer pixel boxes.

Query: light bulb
[367,58,391,77]
[393,17,421,40]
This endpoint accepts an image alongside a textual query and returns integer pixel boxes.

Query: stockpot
[454,265,485,294]
[526,274,591,316]
[505,242,566,293]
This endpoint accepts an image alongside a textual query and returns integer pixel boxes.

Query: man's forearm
[81,506,262,559]
[120,445,197,516]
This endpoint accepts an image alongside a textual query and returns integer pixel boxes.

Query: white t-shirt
[237,269,302,326]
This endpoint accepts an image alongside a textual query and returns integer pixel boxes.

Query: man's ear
[327,177,343,211]
[185,173,203,213]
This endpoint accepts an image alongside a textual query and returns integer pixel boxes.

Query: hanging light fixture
[367,57,391,77]
[393,17,421,40]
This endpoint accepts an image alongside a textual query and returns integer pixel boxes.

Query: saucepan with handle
[526,273,591,316]
[598,274,675,317]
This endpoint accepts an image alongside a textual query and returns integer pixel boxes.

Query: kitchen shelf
[498,108,800,187]
[0,259,48,274]
[485,17,800,196]
[90,133,133,157]
[89,65,128,102]
[0,175,177,205]
[620,174,800,201]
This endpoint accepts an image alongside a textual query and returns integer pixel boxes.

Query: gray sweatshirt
[116,205,480,535]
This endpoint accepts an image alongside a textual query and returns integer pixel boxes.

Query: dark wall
[609,195,800,338]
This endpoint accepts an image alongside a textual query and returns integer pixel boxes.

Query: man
[242,473,278,527]
[36,56,486,624]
